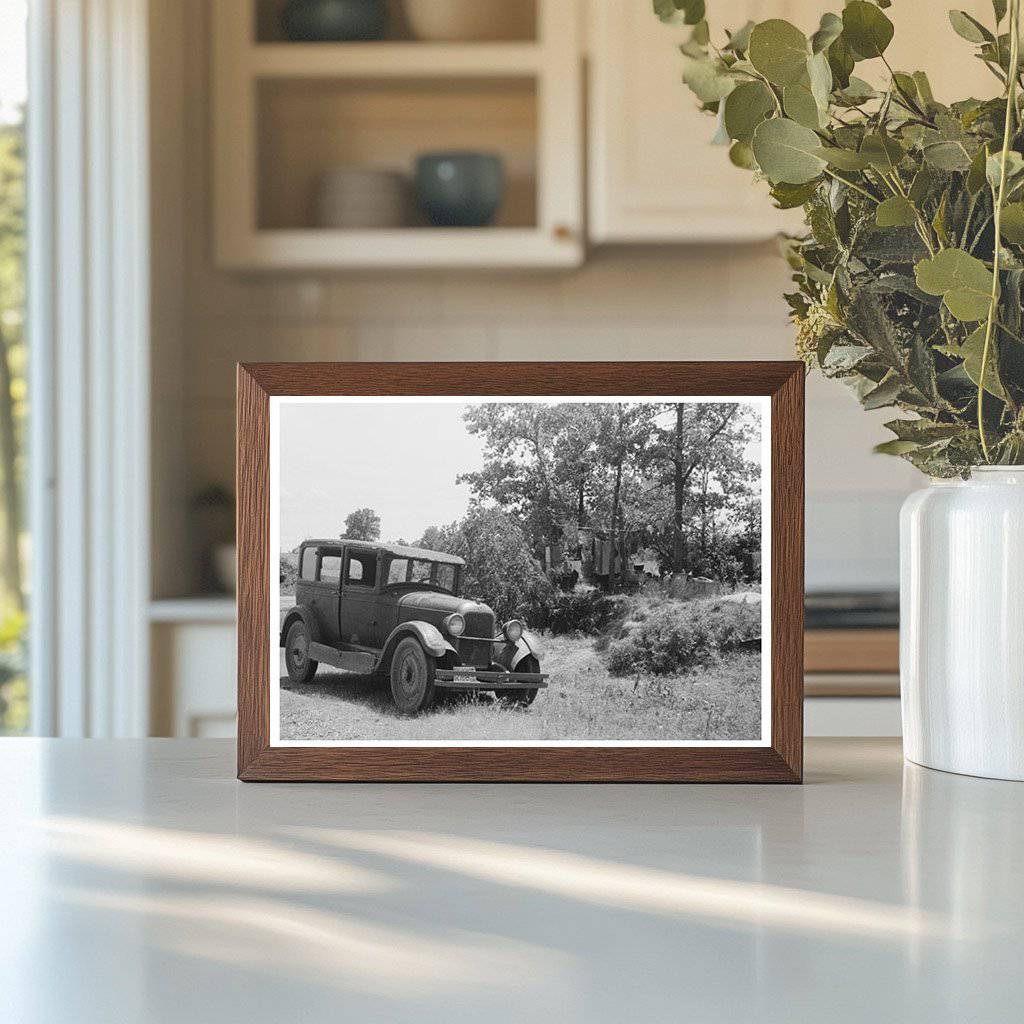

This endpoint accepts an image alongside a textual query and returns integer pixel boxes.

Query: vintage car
[280,539,548,714]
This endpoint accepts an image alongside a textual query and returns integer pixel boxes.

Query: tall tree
[342,507,381,542]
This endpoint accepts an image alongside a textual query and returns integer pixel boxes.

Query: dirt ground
[278,633,762,743]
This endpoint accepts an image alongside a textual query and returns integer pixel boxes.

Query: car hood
[397,591,491,618]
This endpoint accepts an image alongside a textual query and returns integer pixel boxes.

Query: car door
[304,546,342,647]
[339,548,380,647]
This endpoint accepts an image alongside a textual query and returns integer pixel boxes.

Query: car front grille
[457,638,493,668]
[458,609,496,668]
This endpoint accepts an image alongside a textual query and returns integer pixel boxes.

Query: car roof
[301,538,465,566]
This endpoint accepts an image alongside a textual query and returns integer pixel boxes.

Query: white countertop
[2,738,1021,1023]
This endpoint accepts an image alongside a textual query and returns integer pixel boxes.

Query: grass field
[278,629,762,744]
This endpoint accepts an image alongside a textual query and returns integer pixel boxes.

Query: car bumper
[434,669,549,690]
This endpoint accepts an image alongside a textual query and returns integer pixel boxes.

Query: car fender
[383,621,456,662]
[495,630,543,671]
[279,605,319,647]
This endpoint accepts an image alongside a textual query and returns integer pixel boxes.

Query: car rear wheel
[390,637,437,714]
[501,655,540,708]
[284,619,318,684]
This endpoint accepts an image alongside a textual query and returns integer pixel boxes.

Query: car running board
[309,643,376,675]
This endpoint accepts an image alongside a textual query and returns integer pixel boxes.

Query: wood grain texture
[236,361,805,783]
[804,629,899,675]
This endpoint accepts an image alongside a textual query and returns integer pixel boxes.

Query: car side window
[319,554,342,583]
[410,560,432,583]
[300,547,318,580]
[345,550,376,587]
[436,563,457,593]
[387,558,409,585]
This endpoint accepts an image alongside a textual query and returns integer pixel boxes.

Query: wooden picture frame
[237,362,804,782]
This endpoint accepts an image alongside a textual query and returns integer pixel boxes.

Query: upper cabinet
[586,0,1001,245]
[587,0,815,243]
[211,0,584,269]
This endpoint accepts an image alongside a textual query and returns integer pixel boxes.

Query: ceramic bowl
[415,152,505,228]
[281,0,388,42]
[403,0,534,42]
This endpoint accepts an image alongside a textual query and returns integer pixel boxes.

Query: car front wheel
[390,637,437,714]
[284,619,318,684]
[501,655,540,708]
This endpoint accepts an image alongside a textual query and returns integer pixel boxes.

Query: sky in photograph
[279,401,485,550]
[277,398,763,552]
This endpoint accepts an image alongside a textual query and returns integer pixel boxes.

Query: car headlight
[444,613,466,637]
[503,619,524,643]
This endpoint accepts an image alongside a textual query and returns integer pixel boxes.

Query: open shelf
[213,0,581,268]
[249,42,544,78]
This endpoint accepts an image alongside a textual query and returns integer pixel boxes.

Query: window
[0,2,28,734]
[410,560,432,584]
[319,554,342,582]
[386,558,409,585]
[346,550,376,587]
[300,547,318,580]
[436,563,458,594]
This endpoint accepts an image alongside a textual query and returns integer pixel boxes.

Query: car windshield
[384,556,459,594]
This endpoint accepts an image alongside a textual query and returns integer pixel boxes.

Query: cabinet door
[588,1,814,243]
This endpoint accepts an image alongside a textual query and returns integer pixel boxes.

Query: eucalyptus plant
[659,0,1024,474]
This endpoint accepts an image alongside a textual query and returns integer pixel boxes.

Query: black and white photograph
[270,396,770,746]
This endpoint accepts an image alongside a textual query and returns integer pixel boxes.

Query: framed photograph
[237,362,804,782]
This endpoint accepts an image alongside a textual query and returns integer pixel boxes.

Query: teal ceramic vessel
[415,152,505,227]
[280,0,388,42]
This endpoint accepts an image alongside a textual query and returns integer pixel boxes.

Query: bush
[607,599,760,676]
[530,588,618,635]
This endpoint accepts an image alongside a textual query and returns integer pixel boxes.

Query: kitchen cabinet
[211,0,583,269]
[587,0,999,244]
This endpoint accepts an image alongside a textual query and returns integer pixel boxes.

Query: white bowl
[315,168,410,228]
[404,0,534,42]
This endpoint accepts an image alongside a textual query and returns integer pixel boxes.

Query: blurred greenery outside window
[0,1,28,734]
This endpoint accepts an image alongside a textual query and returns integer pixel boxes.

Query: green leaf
[724,20,755,53]
[681,55,737,103]
[815,145,872,170]
[752,117,827,184]
[810,12,843,54]
[909,165,936,205]
[923,141,973,171]
[912,71,935,105]
[748,19,810,87]
[875,196,918,228]
[915,249,994,321]
[807,51,833,110]
[860,133,905,172]
[874,439,922,456]
[836,75,877,104]
[728,140,758,169]
[723,81,775,143]
[862,375,902,409]
[948,10,993,44]
[783,83,822,129]
[885,419,963,443]
[827,35,855,89]
[842,1,895,60]
[770,179,820,209]
[986,150,1024,190]
[959,325,1007,398]
[1000,202,1024,242]
[654,0,705,25]
[994,0,1008,24]
[967,143,993,193]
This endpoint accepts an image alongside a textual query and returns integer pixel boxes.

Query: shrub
[531,588,618,635]
[607,599,760,676]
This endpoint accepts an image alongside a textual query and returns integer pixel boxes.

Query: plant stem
[979,0,1021,463]
[821,167,879,203]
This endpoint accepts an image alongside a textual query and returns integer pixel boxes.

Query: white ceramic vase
[900,467,1024,780]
